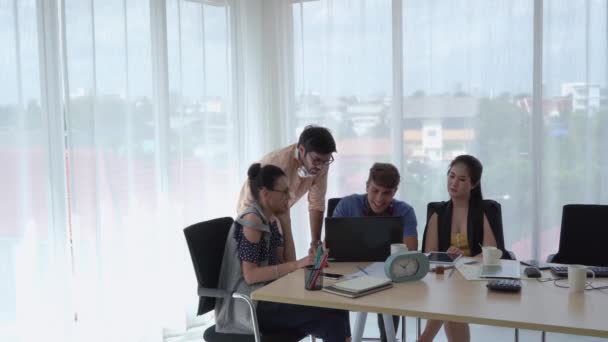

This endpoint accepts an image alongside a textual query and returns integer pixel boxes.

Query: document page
[343,262,389,280]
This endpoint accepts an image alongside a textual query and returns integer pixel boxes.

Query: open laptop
[324,216,403,262]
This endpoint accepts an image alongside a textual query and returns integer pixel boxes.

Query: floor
[170,313,608,342]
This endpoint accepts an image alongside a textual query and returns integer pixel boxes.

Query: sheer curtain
[1,0,302,340]
[1,0,72,341]
[1,0,239,340]
[63,0,240,340]
[63,0,179,340]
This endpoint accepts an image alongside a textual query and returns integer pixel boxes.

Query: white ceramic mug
[391,243,408,255]
[568,264,595,293]
[482,246,503,265]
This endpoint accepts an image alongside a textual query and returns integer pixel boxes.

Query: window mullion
[531,0,543,262]
[392,0,404,195]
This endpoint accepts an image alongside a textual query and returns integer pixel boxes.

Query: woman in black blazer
[418,155,503,342]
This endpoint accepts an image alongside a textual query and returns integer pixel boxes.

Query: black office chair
[327,197,342,218]
[183,217,305,342]
[546,204,608,266]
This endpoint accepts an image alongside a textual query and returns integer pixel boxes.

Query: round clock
[384,251,430,282]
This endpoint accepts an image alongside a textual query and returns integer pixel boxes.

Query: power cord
[536,278,608,291]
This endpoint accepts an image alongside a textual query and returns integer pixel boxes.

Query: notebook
[322,275,393,298]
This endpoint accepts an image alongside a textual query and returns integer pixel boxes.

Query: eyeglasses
[269,188,291,198]
[306,152,334,166]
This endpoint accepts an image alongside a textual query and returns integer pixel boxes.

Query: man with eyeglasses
[237,125,337,257]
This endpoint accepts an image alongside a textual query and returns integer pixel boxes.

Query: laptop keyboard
[550,266,608,278]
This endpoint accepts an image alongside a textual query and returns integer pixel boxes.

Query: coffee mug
[482,246,502,265]
[568,264,595,293]
[391,243,408,255]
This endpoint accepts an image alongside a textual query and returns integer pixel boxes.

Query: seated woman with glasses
[215,163,351,342]
[418,155,506,342]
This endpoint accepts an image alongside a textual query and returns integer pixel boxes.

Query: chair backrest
[183,217,234,315]
[327,197,342,217]
[421,202,446,252]
[553,204,608,267]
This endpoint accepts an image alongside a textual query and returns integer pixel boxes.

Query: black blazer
[421,199,508,258]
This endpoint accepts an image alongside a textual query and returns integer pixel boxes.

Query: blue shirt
[333,193,418,238]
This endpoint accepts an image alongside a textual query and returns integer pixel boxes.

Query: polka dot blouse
[235,220,284,266]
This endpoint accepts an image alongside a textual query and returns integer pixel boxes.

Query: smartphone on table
[426,251,462,265]
[520,259,551,270]
[322,272,343,280]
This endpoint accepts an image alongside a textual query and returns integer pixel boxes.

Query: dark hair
[448,155,483,202]
[247,163,286,201]
[367,163,400,189]
[297,125,337,155]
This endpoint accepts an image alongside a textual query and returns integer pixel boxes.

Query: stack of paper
[323,275,393,298]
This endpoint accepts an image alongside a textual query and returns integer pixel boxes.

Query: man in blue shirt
[333,162,417,342]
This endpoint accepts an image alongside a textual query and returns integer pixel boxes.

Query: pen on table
[453,254,463,263]
[356,265,369,275]
[448,266,457,278]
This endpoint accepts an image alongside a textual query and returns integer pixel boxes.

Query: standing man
[237,125,337,257]
[333,162,417,342]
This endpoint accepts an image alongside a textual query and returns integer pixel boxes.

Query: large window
[401,0,533,259]
[293,0,392,195]
[292,0,394,251]
[540,0,608,259]
[292,0,608,262]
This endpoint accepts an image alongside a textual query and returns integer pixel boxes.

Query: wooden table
[251,262,608,340]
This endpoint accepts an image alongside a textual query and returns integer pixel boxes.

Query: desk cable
[535,278,608,291]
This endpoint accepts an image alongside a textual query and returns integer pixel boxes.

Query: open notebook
[323,275,393,298]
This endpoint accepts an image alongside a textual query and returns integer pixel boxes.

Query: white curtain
[1,0,298,340]
[1,0,72,341]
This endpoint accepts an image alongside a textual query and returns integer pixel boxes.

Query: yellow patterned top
[450,231,471,257]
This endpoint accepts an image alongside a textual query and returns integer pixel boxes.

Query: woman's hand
[296,255,314,269]
[308,240,322,257]
[446,245,464,258]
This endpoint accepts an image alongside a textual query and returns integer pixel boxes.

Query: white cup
[568,264,595,293]
[482,246,502,265]
[391,243,408,255]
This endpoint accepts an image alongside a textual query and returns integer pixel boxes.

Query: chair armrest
[232,292,262,342]
[198,286,233,299]
[196,289,262,342]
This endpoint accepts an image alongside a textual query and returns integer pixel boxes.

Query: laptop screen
[324,216,403,262]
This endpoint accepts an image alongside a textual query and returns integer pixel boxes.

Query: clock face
[384,251,430,282]
[390,257,419,277]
